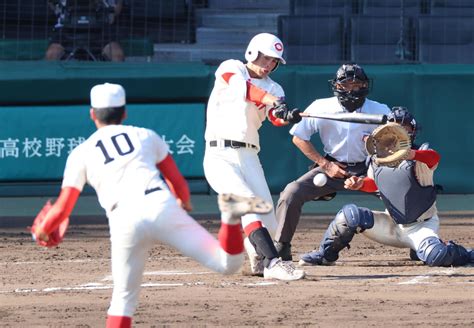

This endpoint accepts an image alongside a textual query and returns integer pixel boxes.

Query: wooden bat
[299,112,387,124]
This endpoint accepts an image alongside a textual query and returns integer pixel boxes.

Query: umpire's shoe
[264,258,305,281]
[274,241,292,261]
[298,250,336,266]
[218,194,273,217]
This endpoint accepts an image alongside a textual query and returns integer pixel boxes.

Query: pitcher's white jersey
[205,59,284,150]
[62,125,169,212]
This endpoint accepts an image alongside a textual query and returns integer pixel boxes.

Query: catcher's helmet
[330,63,370,112]
[245,33,286,70]
[387,106,418,141]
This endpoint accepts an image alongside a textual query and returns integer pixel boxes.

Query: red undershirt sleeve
[157,154,190,203]
[267,108,286,126]
[359,177,378,193]
[246,81,268,106]
[41,187,80,234]
[221,71,269,106]
[413,149,440,168]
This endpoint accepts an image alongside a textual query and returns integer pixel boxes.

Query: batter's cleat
[264,258,305,281]
[244,237,264,276]
[218,194,273,217]
[274,241,292,261]
[298,250,335,266]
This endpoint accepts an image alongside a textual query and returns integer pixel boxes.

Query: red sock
[106,315,132,328]
[218,223,244,255]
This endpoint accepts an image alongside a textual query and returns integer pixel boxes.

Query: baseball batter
[299,107,474,267]
[203,33,304,281]
[31,83,273,328]
[274,63,391,261]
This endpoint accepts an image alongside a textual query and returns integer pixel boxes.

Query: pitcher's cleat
[218,194,273,217]
[298,250,336,266]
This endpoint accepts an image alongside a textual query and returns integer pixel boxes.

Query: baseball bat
[299,112,387,124]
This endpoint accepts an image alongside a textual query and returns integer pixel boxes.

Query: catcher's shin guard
[416,237,471,267]
[318,204,374,262]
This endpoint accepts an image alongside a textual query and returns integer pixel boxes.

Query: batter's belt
[209,139,257,149]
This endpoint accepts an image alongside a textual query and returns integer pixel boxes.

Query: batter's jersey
[62,125,169,212]
[205,59,284,149]
[290,96,390,163]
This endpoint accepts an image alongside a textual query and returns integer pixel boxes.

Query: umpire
[274,63,390,260]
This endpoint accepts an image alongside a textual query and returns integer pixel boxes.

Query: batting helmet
[245,33,286,68]
[387,106,418,141]
[330,63,370,112]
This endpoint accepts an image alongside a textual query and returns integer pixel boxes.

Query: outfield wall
[0,61,473,193]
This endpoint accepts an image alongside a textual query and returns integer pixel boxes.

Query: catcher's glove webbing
[30,200,69,247]
[366,122,411,167]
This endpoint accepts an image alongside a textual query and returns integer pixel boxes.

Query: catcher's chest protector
[374,161,436,224]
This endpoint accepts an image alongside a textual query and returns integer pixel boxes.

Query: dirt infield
[1,214,473,327]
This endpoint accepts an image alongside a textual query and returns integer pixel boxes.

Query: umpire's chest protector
[374,161,436,224]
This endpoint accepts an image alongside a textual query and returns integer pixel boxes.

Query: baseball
[313,173,327,187]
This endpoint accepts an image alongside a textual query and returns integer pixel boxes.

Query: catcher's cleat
[298,250,336,266]
[264,258,305,281]
[218,194,273,217]
[409,248,421,261]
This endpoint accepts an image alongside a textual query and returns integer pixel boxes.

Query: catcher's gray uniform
[300,108,473,267]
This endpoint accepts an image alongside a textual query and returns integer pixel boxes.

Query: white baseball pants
[203,146,277,236]
[106,189,243,317]
[363,210,440,250]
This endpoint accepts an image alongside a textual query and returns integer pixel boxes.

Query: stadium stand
[1,0,474,64]
[121,0,193,43]
[360,0,426,16]
[278,15,345,64]
[291,0,356,16]
[350,15,416,63]
[417,16,474,64]
[429,0,474,16]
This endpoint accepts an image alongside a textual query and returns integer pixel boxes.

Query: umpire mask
[330,63,370,112]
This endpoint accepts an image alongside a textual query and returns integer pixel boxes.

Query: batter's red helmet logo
[274,42,283,52]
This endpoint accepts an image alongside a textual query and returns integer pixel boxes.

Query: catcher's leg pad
[319,204,374,262]
[416,237,471,267]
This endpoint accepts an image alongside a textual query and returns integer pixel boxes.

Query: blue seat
[127,0,188,19]
[430,0,474,16]
[361,0,424,16]
[350,16,416,63]
[417,16,474,64]
[292,0,356,16]
[278,15,345,64]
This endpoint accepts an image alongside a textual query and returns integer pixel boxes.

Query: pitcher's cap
[90,83,126,109]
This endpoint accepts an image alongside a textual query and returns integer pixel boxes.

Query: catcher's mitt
[366,122,411,167]
[30,200,69,247]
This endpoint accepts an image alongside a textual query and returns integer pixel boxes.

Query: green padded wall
[0,62,472,193]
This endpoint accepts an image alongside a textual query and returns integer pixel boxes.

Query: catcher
[299,107,473,267]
